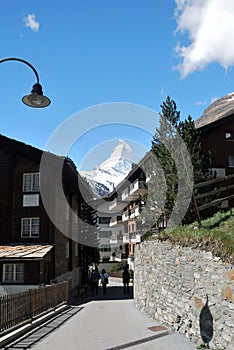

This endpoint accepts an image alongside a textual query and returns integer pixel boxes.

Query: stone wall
[134,241,234,350]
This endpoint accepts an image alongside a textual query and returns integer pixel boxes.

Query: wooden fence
[191,173,234,226]
[0,281,68,335]
[194,174,234,211]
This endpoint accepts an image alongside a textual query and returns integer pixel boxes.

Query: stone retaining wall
[134,241,234,350]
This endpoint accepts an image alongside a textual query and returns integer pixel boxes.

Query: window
[99,231,112,238]
[23,194,39,207]
[65,241,70,258]
[225,131,233,141]
[99,244,111,252]
[23,173,40,192]
[3,264,24,282]
[74,208,78,224]
[21,218,40,237]
[75,243,78,257]
[98,217,111,224]
[228,156,234,168]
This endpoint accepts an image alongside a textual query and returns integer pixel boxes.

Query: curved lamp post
[0,57,51,108]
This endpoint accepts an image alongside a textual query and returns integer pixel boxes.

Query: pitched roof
[195,92,234,129]
[0,244,54,259]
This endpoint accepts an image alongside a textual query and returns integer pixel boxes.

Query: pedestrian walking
[100,269,109,295]
[91,267,100,295]
[122,265,130,294]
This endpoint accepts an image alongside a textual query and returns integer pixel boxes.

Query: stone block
[221,285,233,302]
[226,269,234,283]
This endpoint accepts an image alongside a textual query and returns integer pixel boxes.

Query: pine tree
[139,96,213,231]
[178,115,212,183]
[178,115,213,223]
[151,96,181,221]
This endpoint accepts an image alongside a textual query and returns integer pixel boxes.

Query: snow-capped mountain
[80,140,137,197]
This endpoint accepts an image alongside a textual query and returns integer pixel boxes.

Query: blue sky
[1,0,234,170]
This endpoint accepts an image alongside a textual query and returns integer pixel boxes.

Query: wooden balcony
[129,180,147,197]
[130,205,140,218]
[109,199,126,212]
[123,232,141,243]
[109,215,123,227]
[122,209,130,222]
[121,187,134,202]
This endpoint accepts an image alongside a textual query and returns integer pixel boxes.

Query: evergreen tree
[139,96,213,230]
[178,115,213,223]
[178,115,212,183]
[151,96,181,221]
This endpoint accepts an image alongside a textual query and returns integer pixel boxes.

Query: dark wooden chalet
[0,134,93,292]
[195,92,234,176]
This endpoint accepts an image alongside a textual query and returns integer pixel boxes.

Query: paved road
[3,280,197,350]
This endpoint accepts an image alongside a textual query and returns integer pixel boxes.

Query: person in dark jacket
[122,265,130,294]
[100,268,109,295]
[91,267,100,295]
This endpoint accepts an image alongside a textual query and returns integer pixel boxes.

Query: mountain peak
[110,139,134,160]
[80,140,137,197]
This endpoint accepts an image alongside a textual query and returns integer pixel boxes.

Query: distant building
[106,153,151,270]
[92,198,124,262]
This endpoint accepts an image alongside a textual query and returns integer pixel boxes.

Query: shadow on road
[69,285,134,306]
[2,307,83,350]
[2,285,133,349]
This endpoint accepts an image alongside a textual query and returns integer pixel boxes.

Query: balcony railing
[109,235,123,244]
[130,205,140,218]
[123,231,141,243]
[109,199,126,212]
[129,180,147,196]
[109,216,123,227]
[122,209,130,221]
[121,187,134,201]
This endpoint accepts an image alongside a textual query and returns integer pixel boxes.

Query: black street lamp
[0,57,51,108]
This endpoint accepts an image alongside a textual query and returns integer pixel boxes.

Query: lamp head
[22,83,51,108]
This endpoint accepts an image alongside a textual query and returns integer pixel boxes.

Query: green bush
[102,256,110,262]
[109,261,127,272]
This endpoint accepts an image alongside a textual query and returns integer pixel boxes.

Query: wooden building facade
[0,134,93,292]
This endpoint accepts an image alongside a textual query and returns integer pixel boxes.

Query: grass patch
[154,211,234,264]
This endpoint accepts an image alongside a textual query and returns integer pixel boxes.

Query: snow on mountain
[80,140,137,197]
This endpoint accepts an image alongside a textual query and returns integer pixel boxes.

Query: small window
[75,243,78,257]
[74,208,78,224]
[225,131,233,141]
[99,231,112,238]
[228,156,234,168]
[98,217,111,224]
[99,244,111,252]
[21,218,40,237]
[65,241,70,258]
[23,194,39,207]
[3,263,24,283]
[23,173,40,192]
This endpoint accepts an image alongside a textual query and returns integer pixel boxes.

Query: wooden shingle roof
[195,92,234,129]
[0,244,54,259]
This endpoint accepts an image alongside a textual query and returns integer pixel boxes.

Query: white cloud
[195,101,206,107]
[174,0,234,78]
[24,14,40,32]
